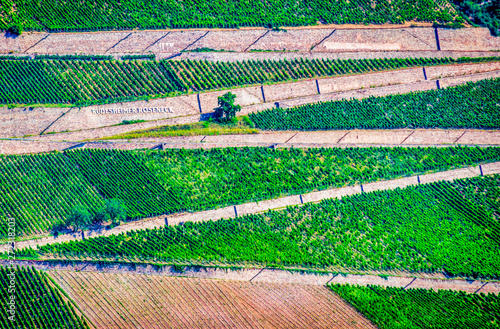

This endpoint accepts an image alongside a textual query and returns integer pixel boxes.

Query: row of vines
[330,284,500,328]
[0,56,495,105]
[0,266,89,328]
[249,77,500,130]
[2,146,500,239]
[0,0,461,31]
[23,174,500,279]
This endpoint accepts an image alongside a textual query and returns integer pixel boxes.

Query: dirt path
[2,161,499,253]
[2,259,498,294]
[2,128,499,155]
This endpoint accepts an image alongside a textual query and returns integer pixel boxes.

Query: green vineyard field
[2,146,499,239]
[0,0,461,31]
[0,153,103,239]
[0,266,89,329]
[25,174,500,279]
[0,56,495,106]
[249,77,500,130]
[330,284,500,328]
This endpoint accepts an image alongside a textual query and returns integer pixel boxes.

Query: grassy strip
[103,117,258,139]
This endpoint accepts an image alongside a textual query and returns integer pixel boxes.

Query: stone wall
[26,32,131,54]
[184,30,266,52]
[318,68,425,94]
[426,62,500,80]
[249,29,334,52]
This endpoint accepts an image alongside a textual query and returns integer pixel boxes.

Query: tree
[65,206,92,231]
[93,199,127,227]
[214,92,241,122]
[7,24,23,36]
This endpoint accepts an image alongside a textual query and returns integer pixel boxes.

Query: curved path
[3,161,499,253]
[2,259,499,294]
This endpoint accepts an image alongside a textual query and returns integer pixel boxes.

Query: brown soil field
[48,271,376,329]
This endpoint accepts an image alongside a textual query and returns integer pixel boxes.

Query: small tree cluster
[65,199,127,231]
[214,92,241,123]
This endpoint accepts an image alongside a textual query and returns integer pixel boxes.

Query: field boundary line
[2,260,499,294]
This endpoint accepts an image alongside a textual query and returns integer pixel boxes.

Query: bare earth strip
[1,128,499,154]
[45,271,375,329]
[3,162,499,253]
[1,27,499,55]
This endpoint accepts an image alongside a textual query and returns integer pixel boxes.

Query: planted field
[49,270,375,329]
[0,266,90,329]
[3,146,500,239]
[64,149,180,218]
[250,77,500,130]
[30,174,500,279]
[0,153,103,239]
[137,146,500,212]
[330,284,500,328]
[1,0,460,31]
[0,56,493,106]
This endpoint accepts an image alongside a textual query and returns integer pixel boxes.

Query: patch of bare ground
[48,271,376,329]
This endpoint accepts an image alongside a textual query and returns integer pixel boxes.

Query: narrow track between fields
[2,259,499,294]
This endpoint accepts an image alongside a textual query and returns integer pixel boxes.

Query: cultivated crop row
[49,271,372,329]
[249,77,500,130]
[3,146,499,239]
[137,146,500,212]
[0,153,103,239]
[330,284,500,328]
[0,0,460,31]
[0,266,89,329]
[3,146,500,239]
[0,56,494,105]
[27,174,500,279]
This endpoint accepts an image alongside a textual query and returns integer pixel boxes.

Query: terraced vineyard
[0,0,462,31]
[3,146,498,239]
[250,77,500,130]
[0,56,495,105]
[0,266,90,329]
[0,153,103,239]
[49,271,375,329]
[27,174,500,279]
[2,1,500,327]
[330,284,500,328]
